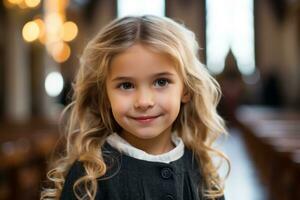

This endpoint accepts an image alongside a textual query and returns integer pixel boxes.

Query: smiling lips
[131,115,161,123]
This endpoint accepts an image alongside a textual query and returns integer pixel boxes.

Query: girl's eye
[118,82,134,90]
[154,78,169,87]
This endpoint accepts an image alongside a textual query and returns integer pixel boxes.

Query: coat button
[165,194,175,200]
[161,167,172,179]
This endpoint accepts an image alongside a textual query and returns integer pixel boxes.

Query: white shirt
[106,132,184,164]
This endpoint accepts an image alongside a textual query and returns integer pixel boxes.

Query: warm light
[45,13,63,35]
[45,72,64,97]
[51,42,71,63]
[24,0,41,8]
[17,1,28,9]
[61,21,78,42]
[22,21,40,42]
[33,18,45,43]
[5,0,40,9]
[7,0,23,5]
[3,0,14,8]
[57,0,69,11]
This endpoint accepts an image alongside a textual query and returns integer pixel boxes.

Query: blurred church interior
[0,0,300,199]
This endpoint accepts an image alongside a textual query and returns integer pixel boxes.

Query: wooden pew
[0,119,60,200]
[235,106,300,200]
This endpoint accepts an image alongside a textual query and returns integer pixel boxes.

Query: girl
[41,15,229,200]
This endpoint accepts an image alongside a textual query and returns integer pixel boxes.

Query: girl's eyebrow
[153,72,175,77]
[111,72,175,82]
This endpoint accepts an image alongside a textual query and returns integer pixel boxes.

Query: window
[206,0,255,76]
[117,0,165,18]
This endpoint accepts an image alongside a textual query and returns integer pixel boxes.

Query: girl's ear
[181,88,191,103]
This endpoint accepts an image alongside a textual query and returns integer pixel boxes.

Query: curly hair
[41,15,230,200]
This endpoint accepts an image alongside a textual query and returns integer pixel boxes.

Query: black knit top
[60,142,225,200]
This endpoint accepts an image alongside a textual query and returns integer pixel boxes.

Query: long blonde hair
[41,15,230,200]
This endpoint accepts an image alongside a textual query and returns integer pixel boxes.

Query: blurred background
[0,0,299,199]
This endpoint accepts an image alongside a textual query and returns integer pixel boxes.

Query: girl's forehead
[108,44,180,77]
[112,44,169,63]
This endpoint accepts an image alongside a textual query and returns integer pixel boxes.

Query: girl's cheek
[158,89,180,99]
[112,96,132,111]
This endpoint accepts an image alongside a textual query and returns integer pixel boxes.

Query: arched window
[117,0,165,18]
[206,0,255,76]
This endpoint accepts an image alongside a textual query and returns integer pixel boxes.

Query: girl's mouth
[131,115,161,123]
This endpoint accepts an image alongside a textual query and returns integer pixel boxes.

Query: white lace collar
[106,132,184,164]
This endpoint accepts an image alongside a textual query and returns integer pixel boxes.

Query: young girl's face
[106,43,189,152]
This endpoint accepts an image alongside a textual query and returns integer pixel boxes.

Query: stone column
[4,11,31,122]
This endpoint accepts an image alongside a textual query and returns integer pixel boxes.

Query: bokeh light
[61,21,78,42]
[33,18,46,44]
[50,42,71,63]
[44,71,64,97]
[22,21,40,42]
[7,0,23,5]
[24,0,41,8]
[44,13,63,35]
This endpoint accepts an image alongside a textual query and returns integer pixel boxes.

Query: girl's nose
[134,89,154,110]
